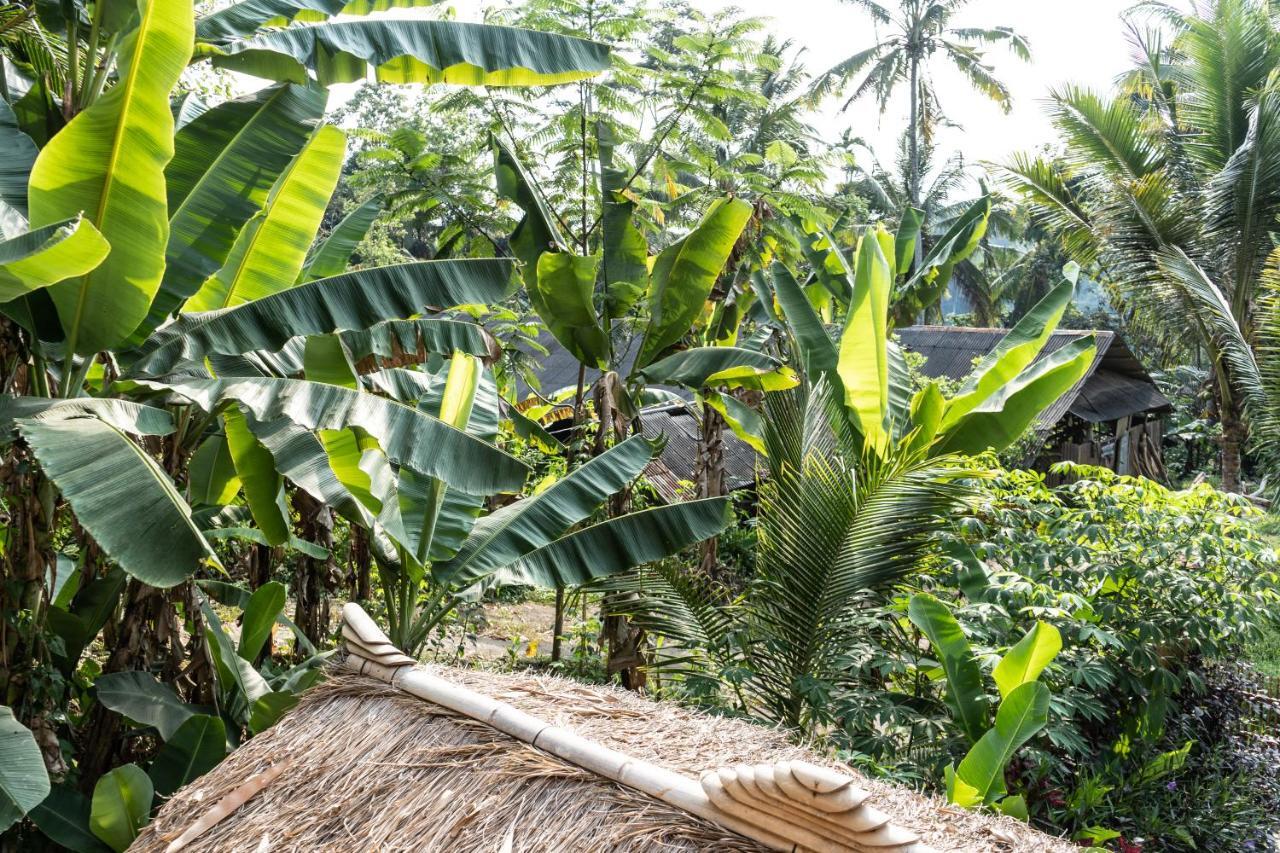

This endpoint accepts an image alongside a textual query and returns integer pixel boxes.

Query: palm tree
[811,0,1029,212]
[999,0,1280,491]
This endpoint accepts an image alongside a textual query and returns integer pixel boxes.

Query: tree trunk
[695,402,726,580]
[350,524,372,603]
[248,542,273,590]
[292,491,336,654]
[908,56,921,210]
[1220,397,1245,493]
[77,579,184,789]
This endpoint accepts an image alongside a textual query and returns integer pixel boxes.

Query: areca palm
[998,0,1280,491]
[811,0,1029,211]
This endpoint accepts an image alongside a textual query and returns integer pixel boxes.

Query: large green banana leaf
[435,435,658,587]
[344,318,498,365]
[186,125,345,311]
[148,715,226,799]
[496,497,731,588]
[0,100,38,218]
[188,433,241,506]
[299,194,382,282]
[837,228,893,449]
[0,707,49,833]
[146,82,327,332]
[129,258,515,376]
[597,121,647,311]
[894,207,924,274]
[771,261,837,378]
[950,681,1051,807]
[637,346,794,390]
[223,407,291,545]
[532,252,608,368]
[16,415,219,588]
[942,273,1076,429]
[160,376,528,496]
[493,136,565,290]
[936,336,1097,455]
[636,198,752,368]
[197,0,441,42]
[212,20,610,88]
[908,593,989,744]
[992,622,1062,701]
[0,397,174,443]
[243,415,373,526]
[27,0,194,355]
[90,765,151,852]
[0,216,110,302]
[92,672,203,741]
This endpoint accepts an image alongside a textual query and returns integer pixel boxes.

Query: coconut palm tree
[999,0,1280,491]
[810,0,1030,211]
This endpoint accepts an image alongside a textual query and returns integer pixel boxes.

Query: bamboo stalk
[161,760,290,853]
[340,604,932,853]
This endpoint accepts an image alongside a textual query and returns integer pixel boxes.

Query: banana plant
[788,195,992,328]
[766,228,1097,459]
[223,333,733,655]
[495,135,794,419]
[0,0,620,838]
[908,593,1062,816]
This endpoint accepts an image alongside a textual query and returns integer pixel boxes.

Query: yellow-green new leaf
[28,0,194,354]
[186,125,345,311]
[637,198,752,367]
[942,274,1076,430]
[937,336,1097,455]
[532,252,609,368]
[838,227,893,449]
[0,217,109,302]
[993,622,1062,700]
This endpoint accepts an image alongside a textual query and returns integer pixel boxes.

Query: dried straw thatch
[131,665,1076,853]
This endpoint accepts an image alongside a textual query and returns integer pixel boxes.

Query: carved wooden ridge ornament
[340,603,934,853]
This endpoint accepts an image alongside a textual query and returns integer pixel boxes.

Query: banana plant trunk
[77,579,185,789]
[696,402,727,579]
[292,490,336,653]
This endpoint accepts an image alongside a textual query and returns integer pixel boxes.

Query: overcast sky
[420,0,1150,175]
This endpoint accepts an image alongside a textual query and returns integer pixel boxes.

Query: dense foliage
[2,1,1279,851]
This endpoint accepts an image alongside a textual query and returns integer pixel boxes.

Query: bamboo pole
[340,604,932,853]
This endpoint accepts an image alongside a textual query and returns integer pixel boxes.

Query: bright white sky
[420,0,1149,175]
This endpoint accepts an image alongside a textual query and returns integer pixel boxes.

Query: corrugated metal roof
[896,326,1171,441]
[638,405,759,502]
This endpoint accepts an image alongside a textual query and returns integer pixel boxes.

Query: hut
[132,606,1077,853]
[897,326,1172,479]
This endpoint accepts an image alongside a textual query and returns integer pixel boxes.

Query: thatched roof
[132,666,1075,853]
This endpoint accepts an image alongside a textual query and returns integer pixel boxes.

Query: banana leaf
[197,0,441,42]
[160,376,528,496]
[129,258,515,376]
[636,198,752,367]
[950,681,1051,806]
[0,216,108,302]
[299,194,383,282]
[146,82,327,334]
[0,707,50,833]
[186,124,345,311]
[27,0,194,354]
[908,593,989,744]
[436,435,658,586]
[0,99,39,218]
[16,414,219,588]
[213,19,610,88]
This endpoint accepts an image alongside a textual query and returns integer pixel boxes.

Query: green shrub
[917,462,1280,846]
